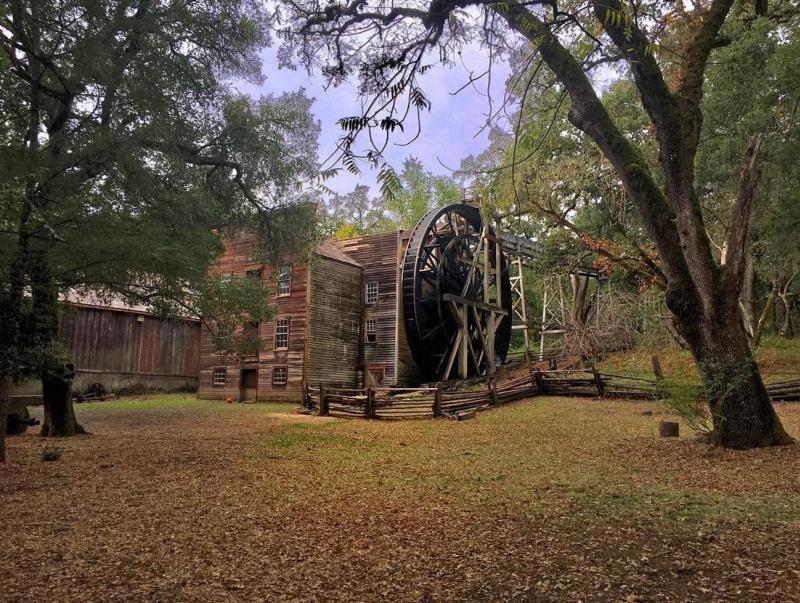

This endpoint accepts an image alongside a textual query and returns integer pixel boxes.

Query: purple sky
[236,45,511,195]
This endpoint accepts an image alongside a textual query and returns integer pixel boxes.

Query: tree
[277,0,798,448]
[695,16,800,341]
[323,184,387,237]
[387,157,461,229]
[0,0,320,461]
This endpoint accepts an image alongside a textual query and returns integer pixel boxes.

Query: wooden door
[365,366,385,388]
[240,368,258,402]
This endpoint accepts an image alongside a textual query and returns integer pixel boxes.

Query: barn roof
[315,240,362,267]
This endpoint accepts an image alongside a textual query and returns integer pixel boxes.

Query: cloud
[236,45,511,196]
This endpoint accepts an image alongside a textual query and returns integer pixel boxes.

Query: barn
[12,297,201,402]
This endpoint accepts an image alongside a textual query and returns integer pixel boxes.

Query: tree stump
[659,421,679,438]
[6,398,33,435]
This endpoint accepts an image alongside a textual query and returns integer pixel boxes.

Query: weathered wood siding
[256,259,308,402]
[394,232,425,385]
[333,232,401,384]
[197,233,309,402]
[304,255,363,388]
[60,304,199,378]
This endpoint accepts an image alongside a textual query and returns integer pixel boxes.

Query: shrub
[41,445,63,462]
[658,380,711,433]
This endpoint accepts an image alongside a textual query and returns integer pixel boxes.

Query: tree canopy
[0,0,321,456]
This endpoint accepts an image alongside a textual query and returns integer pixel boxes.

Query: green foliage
[658,381,711,433]
[320,156,461,237]
[0,0,321,385]
[197,273,276,357]
[41,445,63,462]
[386,157,461,230]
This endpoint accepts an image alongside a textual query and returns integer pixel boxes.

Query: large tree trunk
[29,254,87,438]
[40,363,86,437]
[669,290,793,448]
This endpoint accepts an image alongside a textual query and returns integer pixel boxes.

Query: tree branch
[722,134,763,292]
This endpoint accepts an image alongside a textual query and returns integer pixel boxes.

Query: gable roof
[314,240,362,267]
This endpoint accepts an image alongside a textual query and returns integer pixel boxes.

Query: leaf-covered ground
[2,396,800,601]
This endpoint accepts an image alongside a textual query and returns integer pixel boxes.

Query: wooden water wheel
[401,204,512,381]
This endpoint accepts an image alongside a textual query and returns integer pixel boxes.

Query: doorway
[365,365,385,388]
[240,368,258,402]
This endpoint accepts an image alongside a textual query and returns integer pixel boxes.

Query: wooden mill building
[197,231,423,403]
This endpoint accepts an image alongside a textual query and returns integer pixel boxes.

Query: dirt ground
[2,396,800,602]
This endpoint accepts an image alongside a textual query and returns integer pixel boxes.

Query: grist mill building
[198,230,424,403]
[198,203,527,403]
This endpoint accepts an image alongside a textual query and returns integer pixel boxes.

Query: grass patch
[261,422,354,451]
[568,487,800,523]
[602,338,800,384]
[74,394,292,415]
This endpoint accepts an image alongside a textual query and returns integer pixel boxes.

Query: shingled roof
[314,240,361,267]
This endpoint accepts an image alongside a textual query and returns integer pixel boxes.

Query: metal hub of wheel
[401,204,512,381]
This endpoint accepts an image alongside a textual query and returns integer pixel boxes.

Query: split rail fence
[765,379,800,401]
[303,369,659,420]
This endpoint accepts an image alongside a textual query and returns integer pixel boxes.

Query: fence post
[433,383,443,417]
[591,365,605,398]
[651,355,664,381]
[302,381,309,409]
[365,387,375,419]
[319,382,329,416]
[489,378,499,406]
[532,371,545,394]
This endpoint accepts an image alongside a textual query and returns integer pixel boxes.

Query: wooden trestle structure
[399,202,608,381]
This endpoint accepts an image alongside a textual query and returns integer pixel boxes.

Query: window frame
[277,265,292,296]
[366,281,379,305]
[215,323,230,352]
[212,367,227,386]
[365,319,377,344]
[272,366,288,386]
[274,318,289,350]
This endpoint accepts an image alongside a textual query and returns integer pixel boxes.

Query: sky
[235,44,512,196]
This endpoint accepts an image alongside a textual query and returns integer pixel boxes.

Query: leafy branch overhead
[0,0,323,452]
[277,0,798,448]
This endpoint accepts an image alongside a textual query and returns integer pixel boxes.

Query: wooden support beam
[443,330,463,380]
[441,293,508,316]
[459,305,469,378]
[319,383,329,416]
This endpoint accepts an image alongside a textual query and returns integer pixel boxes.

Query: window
[272,366,287,386]
[220,273,232,287]
[365,319,376,344]
[246,269,262,282]
[366,281,378,305]
[274,318,289,350]
[277,265,291,296]
[212,367,227,385]
[215,323,230,351]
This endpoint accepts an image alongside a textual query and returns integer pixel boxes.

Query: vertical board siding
[58,304,200,378]
[333,232,400,384]
[305,256,363,388]
[198,229,430,400]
